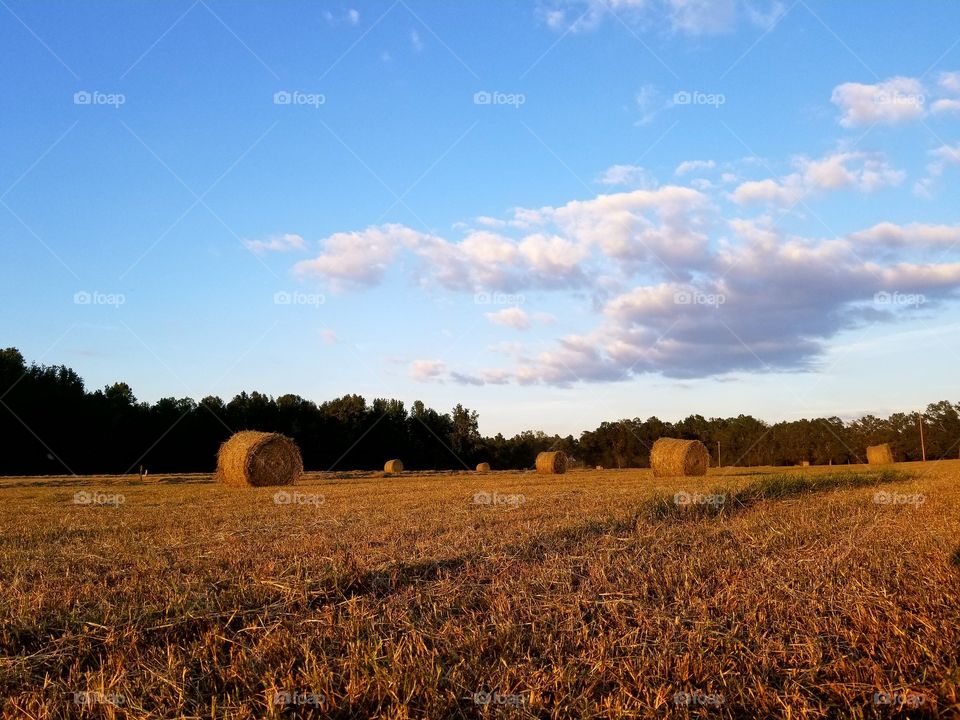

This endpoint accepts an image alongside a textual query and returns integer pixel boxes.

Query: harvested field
[1,461,959,718]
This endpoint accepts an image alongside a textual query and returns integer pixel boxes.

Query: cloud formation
[287,147,959,386]
[540,0,784,36]
[244,233,305,254]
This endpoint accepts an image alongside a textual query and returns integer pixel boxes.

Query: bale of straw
[216,431,302,487]
[801,460,811,467]
[650,438,709,478]
[536,451,567,474]
[476,462,491,472]
[866,444,894,465]
[384,459,404,473]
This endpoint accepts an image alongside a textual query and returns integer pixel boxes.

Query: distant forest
[1,347,957,476]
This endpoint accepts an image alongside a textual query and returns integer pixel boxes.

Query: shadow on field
[504,471,915,567]
[951,548,960,567]
[327,557,470,604]
[645,469,909,521]
[0,474,215,489]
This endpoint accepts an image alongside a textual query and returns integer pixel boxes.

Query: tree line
[0,348,957,476]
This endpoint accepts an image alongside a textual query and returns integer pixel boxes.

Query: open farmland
[2,462,958,718]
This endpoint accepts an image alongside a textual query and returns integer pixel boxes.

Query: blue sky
[2,0,959,436]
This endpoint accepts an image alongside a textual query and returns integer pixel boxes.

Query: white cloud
[293,224,426,290]
[325,9,360,25]
[731,178,802,205]
[475,216,506,228]
[831,76,926,127]
[914,143,960,196]
[597,164,658,188]
[410,359,446,382]
[540,0,782,35]
[675,159,716,175]
[939,71,960,94]
[634,84,662,126]
[667,0,737,35]
[932,98,960,115]
[933,144,960,166]
[849,222,960,248]
[410,29,423,52]
[507,220,960,384]
[731,150,903,206]
[290,171,960,386]
[244,233,305,254]
[484,307,556,330]
[485,307,532,330]
[295,186,712,292]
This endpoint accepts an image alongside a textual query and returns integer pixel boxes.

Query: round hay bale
[650,438,709,478]
[536,451,567,475]
[384,459,404,473]
[216,431,302,487]
[475,462,491,472]
[866,443,894,465]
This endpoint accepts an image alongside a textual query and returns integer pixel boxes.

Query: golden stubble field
[1,462,958,718]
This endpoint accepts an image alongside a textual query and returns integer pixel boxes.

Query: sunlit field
[2,461,958,718]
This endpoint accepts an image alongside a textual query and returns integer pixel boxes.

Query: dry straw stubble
[216,431,303,487]
[651,438,710,478]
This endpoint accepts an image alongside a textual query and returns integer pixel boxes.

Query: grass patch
[646,469,909,521]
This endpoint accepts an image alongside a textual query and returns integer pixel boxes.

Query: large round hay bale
[536,451,567,474]
[866,443,894,465]
[650,438,709,477]
[476,462,491,472]
[216,431,302,487]
[384,459,404,473]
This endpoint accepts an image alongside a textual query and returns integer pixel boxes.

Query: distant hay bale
[536,451,567,474]
[650,438,709,478]
[801,460,810,467]
[867,444,894,465]
[596,465,604,470]
[475,462,491,472]
[216,431,302,487]
[384,459,404,473]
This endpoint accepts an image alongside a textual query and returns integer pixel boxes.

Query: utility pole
[917,413,926,462]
